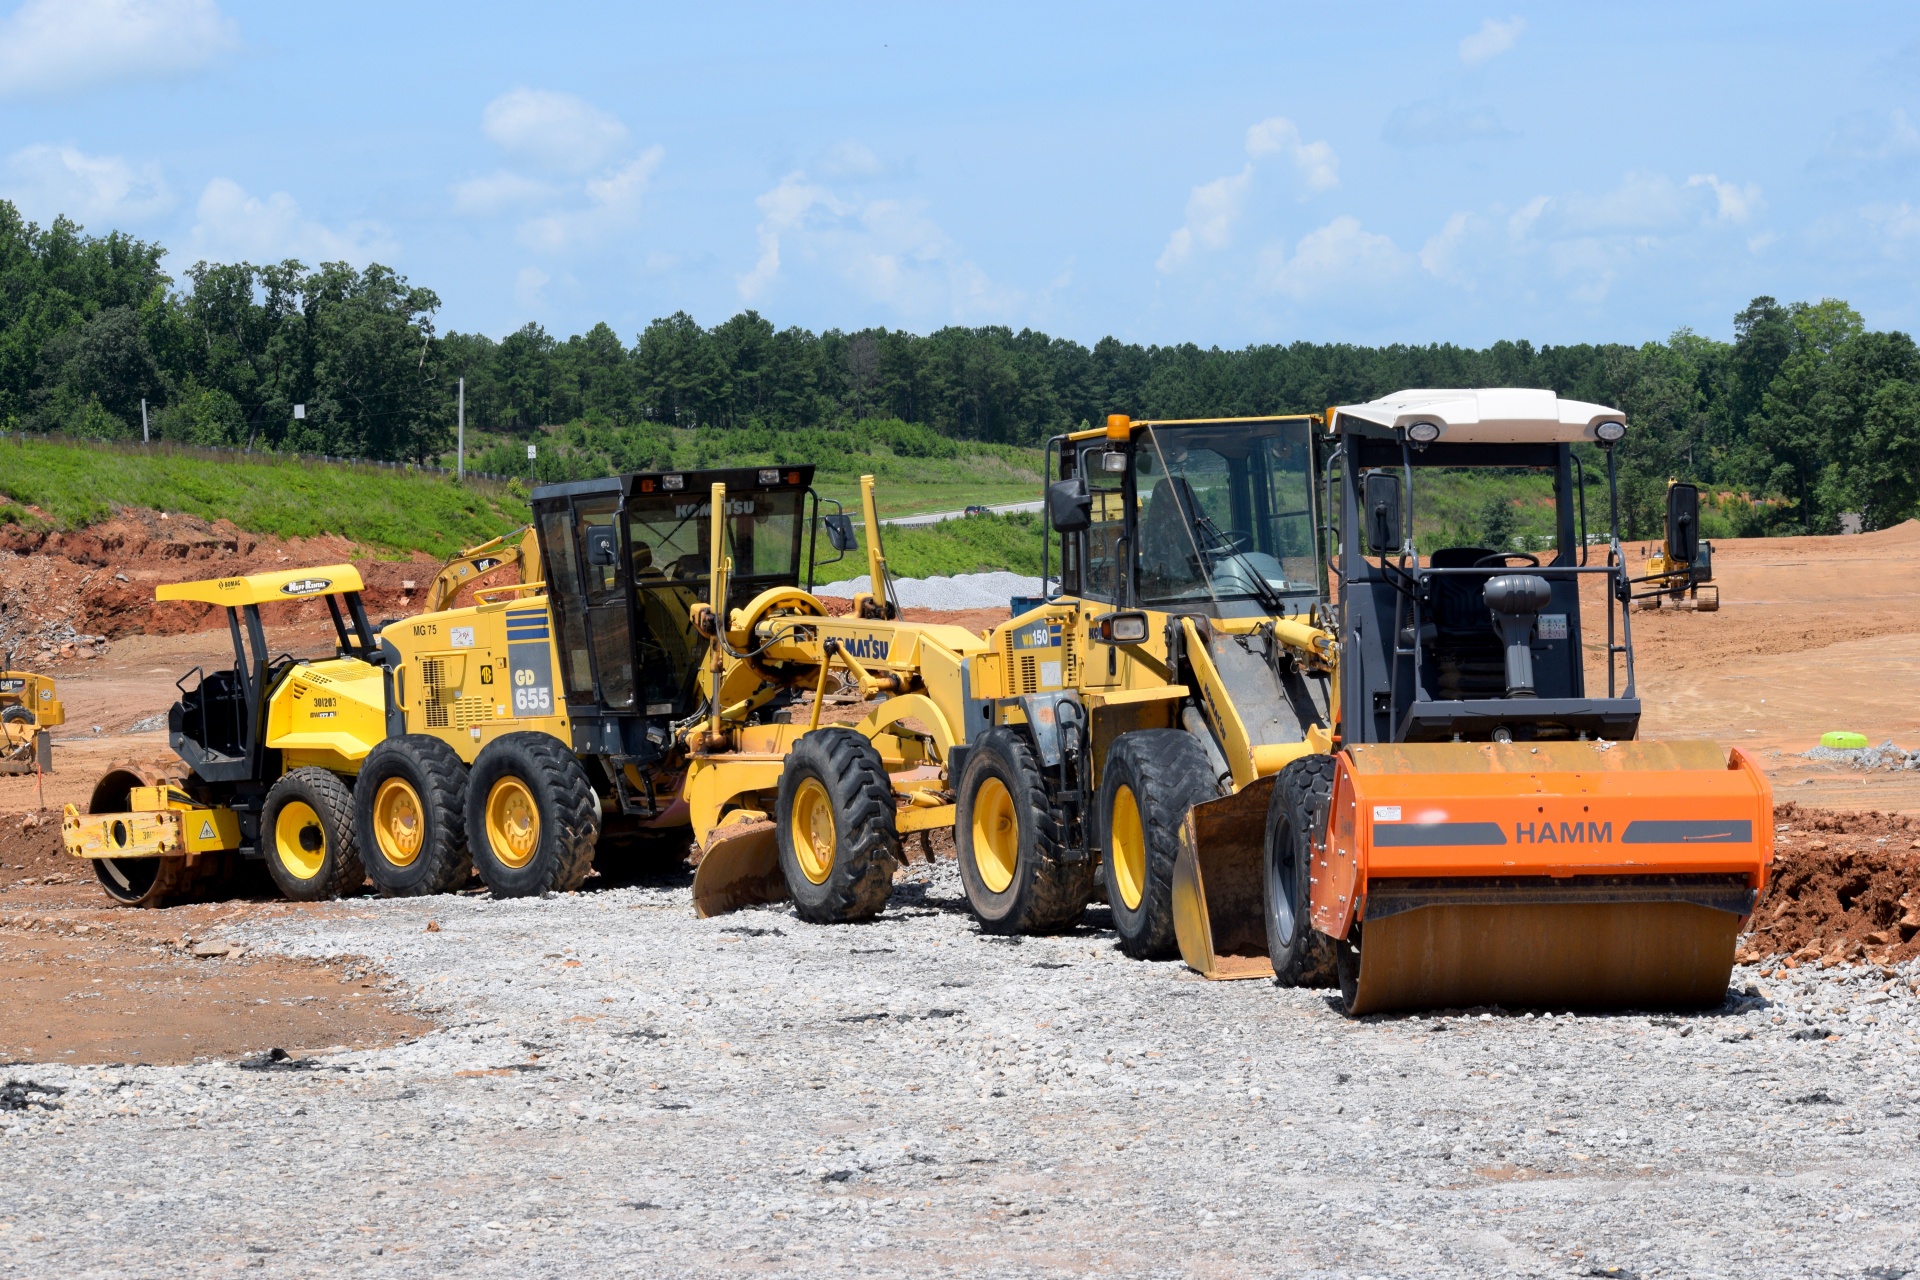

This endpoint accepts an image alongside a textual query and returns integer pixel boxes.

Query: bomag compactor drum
[62,565,388,906]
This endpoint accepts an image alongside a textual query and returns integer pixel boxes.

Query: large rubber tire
[775,727,900,923]
[0,704,33,725]
[465,732,601,898]
[1098,729,1217,959]
[261,768,365,902]
[355,735,472,896]
[955,727,1092,934]
[1264,754,1337,987]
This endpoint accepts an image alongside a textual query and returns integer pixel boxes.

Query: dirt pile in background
[1743,802,1920,966]
[0,506,505,666]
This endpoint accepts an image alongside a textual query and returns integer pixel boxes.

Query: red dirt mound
[1741,802,1920,966]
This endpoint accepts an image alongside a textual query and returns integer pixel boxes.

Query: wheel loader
[1,664,60,776]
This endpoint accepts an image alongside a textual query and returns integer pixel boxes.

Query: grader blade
[689,818,786,918]
[1172,776,1277,980]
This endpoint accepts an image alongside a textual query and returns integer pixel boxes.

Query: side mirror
[1090,610,1149,645]
[1364,471,1402,555]
[1048,476,1091,533]
[1665,483,1700,564]
[585,525,618,566]
[823,513,858,553]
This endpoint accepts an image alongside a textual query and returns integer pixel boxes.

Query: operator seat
[1424,546,1507,699]
[1138,475,1203,594]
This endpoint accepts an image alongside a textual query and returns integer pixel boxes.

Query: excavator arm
[423,527,542,613]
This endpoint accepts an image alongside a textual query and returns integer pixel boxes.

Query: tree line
[4,200,1917,538]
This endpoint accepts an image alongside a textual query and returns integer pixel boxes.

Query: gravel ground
[4,862,1919,1279]
[817,571,1044,611]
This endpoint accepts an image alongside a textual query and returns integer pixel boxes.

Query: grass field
[0,437,1050,577]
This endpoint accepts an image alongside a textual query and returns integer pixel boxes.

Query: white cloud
[1258,216,1409,300]
[821,141,885,179]
[1158,117,1337,272]
[451,170,554,215]
[517,146,663,251]
[0,0,236,97]
[737,169,1018,321]
[514,266,550,309]
[1816,109,1920,168]
[1459,17,1525,66]
[1419,212,1474,284]
[189,178,394,264]
[1686,173,1762,222]
[3,143,170,224]
[1508,194,1551,240]
[1557,171,1694,233]
[482,89,629,174]
[1382,98,1515,147]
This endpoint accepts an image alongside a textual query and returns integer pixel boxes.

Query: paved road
[882,499,1044,528]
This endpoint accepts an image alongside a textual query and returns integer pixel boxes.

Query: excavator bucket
[1172,776,1278,980]
[1312,740,1774,1015]
[689,817,787,918]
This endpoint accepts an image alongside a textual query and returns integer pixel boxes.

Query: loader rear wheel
[1099,730,1216,960]
[1264,754,1336,987]
[956,727,1092,934]
[356,735,472,896]
[775,727,900,923]
[466,733,600,897]
[262,768,365,902]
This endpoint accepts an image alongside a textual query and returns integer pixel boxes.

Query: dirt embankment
[0,507,505,666]
[1744,801,1920,967]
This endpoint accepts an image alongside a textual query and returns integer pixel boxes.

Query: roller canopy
[155,564,366,606]
[1335,388,1625,444]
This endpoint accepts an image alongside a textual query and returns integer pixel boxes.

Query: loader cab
[1328,389,1642,746]
[158,566,381,784]
[530,465,818,751]
[1048,415,1322,619]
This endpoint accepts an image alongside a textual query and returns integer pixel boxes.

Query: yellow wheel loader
[62,566,387,905]
[0,665,61,776]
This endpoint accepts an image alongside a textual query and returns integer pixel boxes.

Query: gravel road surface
[4,861,1917,1278]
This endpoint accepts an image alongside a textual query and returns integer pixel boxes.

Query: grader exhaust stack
[1172,389,1772,1013]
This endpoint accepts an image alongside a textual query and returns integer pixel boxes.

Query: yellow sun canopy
[155,564,366,607]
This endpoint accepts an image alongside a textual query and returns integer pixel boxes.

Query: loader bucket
[1312,740,1773,1016]
[1172,775,1278,980]
[689,817,786,918]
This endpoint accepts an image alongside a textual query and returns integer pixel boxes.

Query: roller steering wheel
[1473,551,1540,568]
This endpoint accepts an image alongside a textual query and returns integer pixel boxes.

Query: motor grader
[1,664,61,776]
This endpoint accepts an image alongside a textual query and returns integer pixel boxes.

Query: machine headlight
[1406,421,1441,444]
[1594,420,1626,444]
[1101,450,1128,473]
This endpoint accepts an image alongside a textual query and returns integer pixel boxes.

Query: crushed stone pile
[1741,802,1920,967]
[816,571,1046,611]
[1801,739,1920,771]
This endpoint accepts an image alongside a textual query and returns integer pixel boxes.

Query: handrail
[474,581,546,601]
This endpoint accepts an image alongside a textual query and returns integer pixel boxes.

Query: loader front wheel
[356,735,472,896]
[1264,754,1336,987]
[775,728,900,923]
[466,733,601,897]
[1099,730,1216,960]
[262,768,365,902]
[956,727,1092,934]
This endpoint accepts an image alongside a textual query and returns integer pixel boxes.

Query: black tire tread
[466,733,601,897]
[264,767,365,901]
[1100,729,1217,960]
[958,728,1091,934]
[1269,754,1337,987]
[356,735,472,896]
[778,728,900,923]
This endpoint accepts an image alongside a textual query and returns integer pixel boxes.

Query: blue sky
[4,1,1918,349]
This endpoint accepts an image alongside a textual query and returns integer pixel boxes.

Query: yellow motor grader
[0,664,61,776]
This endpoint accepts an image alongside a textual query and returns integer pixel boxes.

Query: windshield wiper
[1192,510,1293,615]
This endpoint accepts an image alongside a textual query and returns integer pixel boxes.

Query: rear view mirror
[585,525,618,566]
[823,514,858,553]
[1048,476,1091,533]
[1665,483,1700,564]
[1363,471,1402,555]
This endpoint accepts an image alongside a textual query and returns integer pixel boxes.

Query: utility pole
[140,398,148,443]
[457,377,465,481]
[527,442,536,491]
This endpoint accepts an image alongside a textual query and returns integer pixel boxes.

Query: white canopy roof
[1333,388,1624,444]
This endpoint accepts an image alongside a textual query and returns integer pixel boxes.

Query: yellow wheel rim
[1110,784,1146,911]
[970,776,1018,895]
[372,777,425,867]
[273,799,327,881]
[485,777,540,869]
[790,776,836,885]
